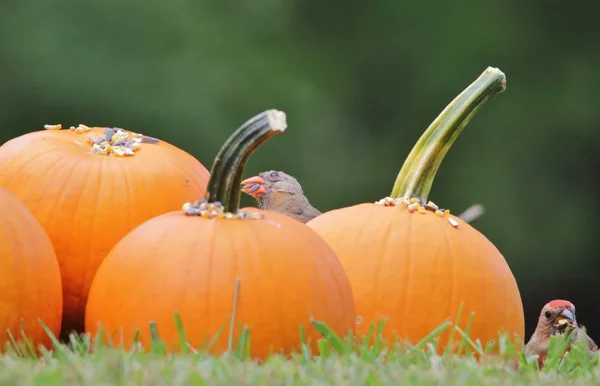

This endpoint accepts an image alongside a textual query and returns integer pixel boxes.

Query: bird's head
[537,299,577,337]
[241,170,304,206]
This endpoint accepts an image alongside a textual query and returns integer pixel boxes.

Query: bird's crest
[547,299,574,309]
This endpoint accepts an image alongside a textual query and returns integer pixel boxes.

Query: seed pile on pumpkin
[86,127,160,156]
[375,197,461,227]
[84,109,356,359]
[47,123,161,157]
[306,67,525,353]
[182,199,264,219]
[0,123,210,338]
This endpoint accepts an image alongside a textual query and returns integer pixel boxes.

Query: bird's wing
[586,334,598,351]
[523,340,535,356]
[576,325,598,351]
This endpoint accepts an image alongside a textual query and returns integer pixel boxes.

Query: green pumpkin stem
[390,67,506,202]
[205,109,287,212]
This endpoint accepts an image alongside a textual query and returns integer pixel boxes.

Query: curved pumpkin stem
[390,67,506,203]
[205,110,287,212]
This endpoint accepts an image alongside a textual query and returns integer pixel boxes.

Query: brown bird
[524,299,598,368]
[241,170,486,224]
[240,170,321,223]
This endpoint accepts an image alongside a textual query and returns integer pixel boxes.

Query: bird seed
[182,199,264,220]
[375,195,459,228]
[43,123,160,156]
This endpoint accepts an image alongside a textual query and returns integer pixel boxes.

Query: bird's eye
[270,171,279,179]
[544,311,552,319]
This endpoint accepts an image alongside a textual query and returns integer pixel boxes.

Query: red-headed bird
[524,299,597,367]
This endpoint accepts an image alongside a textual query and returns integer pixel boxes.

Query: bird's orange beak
[241,175,266,199]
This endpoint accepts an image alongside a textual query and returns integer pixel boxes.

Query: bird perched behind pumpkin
[524,299,597,368]
[241,170,485,224]
[241,170,321,223]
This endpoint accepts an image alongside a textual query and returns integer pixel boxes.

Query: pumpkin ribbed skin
[0,127,210,336]
[307,203,524,350]
[303,68,524,352]
[85,209,356,358]
[85,110,356,359]
[0,187,62,350]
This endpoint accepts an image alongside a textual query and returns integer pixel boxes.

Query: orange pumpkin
[0,186,62,351]
[85,110,355,359]
[307,67,524,352]
[0,124,209,338]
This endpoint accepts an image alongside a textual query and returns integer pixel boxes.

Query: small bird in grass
[241,170,486,224]
[524,299,598,368]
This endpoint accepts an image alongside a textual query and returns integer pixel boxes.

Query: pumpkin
[84,110,356,359]
[306,67,524,352]
[0,124,210,338]
[0,186,62,351]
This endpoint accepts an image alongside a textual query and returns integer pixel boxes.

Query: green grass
[1,316,599,385]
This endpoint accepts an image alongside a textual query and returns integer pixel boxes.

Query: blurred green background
[1,1,599,340]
